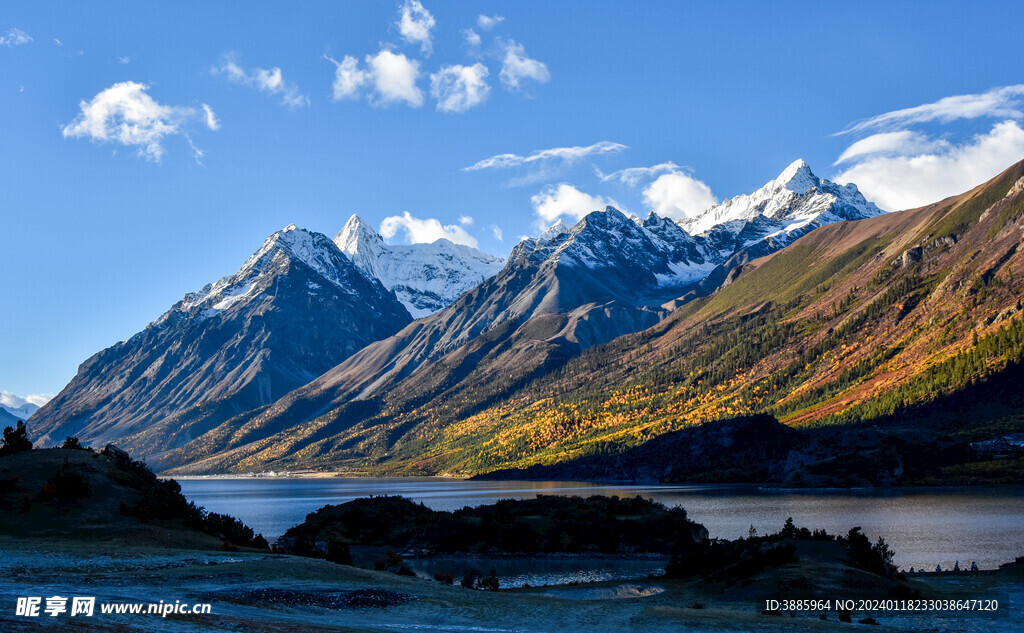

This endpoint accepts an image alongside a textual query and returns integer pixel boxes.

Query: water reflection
[178,478,1024,571]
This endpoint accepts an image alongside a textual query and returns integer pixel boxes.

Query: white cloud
[477,14,505,30]
[380,211,478,247]
[462,28,481,49]
[118,56,130,64]
[397,0,436,56]
[840,85,1024,135]
[465,141,627,171]
[834,120,1024,212]
[833,130,949,165]
[498,39,550,92]
[600,161,684,186]
[430,63,490,113]
[531,183,611,225]
[53,38,62,47]
[326,54,369,101]
[642,172,718,220]
[1,391,52,408]
[62,81,212,162]
[0,28,32,47]
[459,215,473,225]
[491,225,503,241]
[367,49,423,107]
[213,54,309,108]
[326,50,423,107]
[201,103,220,130]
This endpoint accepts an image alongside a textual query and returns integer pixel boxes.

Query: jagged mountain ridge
[160,159,1024,476]
[334,215,505,318]
[150,206,727,472]
[30,225,412,454]
[30,160,893,473]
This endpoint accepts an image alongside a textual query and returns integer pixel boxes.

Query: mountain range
[28,159,1024,483]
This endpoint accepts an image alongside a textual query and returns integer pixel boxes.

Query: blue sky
[3,0,1024,398]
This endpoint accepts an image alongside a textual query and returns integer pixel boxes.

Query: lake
[179,478,1024,581]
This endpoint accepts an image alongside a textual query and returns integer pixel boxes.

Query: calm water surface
[179,478,1024,575]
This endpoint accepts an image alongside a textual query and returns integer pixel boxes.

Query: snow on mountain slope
[680,159,885,257]
[334,215,505,318]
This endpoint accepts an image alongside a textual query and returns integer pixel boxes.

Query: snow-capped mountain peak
[774,158,818,194]
[679,160,884,252]
[334,214,505,318]
[163,225,374,324]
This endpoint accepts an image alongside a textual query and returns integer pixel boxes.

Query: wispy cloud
[201,103,220,130]
[380,211,478,247]
[396,0,436,56]
[599,161,685,186]
[62,81,213,162]
[835,121,1024,212]
[430,63,490,113]
[498,39,550,92]
[465,141,627,171]
[117,56,130,64]
[838,85,1024,135]
[0,27,32,47]
[213,53,309,109]
[477,15,505,30]
[832,85,1024,211]
[462,28,481,50]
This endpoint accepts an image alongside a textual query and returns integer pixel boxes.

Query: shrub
[61,437,90,451]
[38,462,91,501]
[0,421,32,457]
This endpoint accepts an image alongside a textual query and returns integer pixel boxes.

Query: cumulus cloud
[213,53,308,108]
[459,215,473,225]
[840,85,1024,136]
[0,28,32,47]
[834,121,1024,212]
[430,63,489,113]
[498,39,550,92]
[201,103,220,130]
[367,50,423,106]
[477,14,505,30]
[465,141,626,171]
[380,211,478,247]
[396,0,435,55]
[532,183,612,225]
[642,171,718,220]
[326,50,423,107]
[62,81,212,162]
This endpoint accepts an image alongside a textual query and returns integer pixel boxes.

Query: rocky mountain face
[37,157,1020,482]
[29,225,412,458]
[147,206,731,473]
[160,159,1024,480]
[334,215,504,318]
